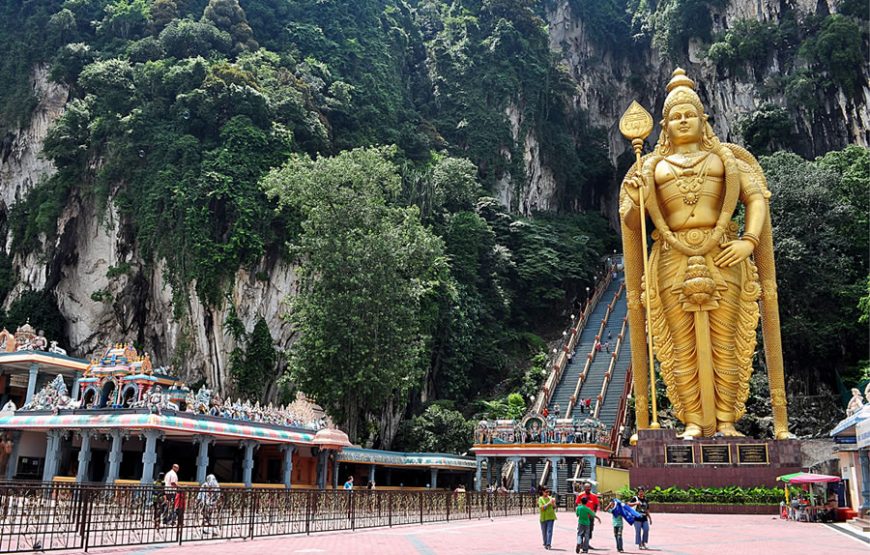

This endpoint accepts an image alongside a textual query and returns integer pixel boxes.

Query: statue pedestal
[629,428,801,488]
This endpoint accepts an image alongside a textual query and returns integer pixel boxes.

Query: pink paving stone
[62,513,868,555]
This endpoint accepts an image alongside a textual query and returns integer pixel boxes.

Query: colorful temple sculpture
[0,330,475,490]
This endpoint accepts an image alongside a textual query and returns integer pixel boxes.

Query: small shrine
[77,343,185,409]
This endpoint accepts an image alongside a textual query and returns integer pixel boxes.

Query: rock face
[0,1,866,396]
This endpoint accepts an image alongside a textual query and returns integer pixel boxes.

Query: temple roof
[338,447,475,469]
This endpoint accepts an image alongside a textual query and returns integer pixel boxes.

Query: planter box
[649,503,779,515]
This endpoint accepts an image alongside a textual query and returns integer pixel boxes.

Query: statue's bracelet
[741,233,759,247]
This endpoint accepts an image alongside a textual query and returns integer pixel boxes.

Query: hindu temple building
[0,328,475,490]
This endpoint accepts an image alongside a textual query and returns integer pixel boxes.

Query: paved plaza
[64,513,868,555]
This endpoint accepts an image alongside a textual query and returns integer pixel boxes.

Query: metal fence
[0,483,536,552]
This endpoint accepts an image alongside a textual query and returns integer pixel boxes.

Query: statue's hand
[714,240,754,267]
[622,172,650,206]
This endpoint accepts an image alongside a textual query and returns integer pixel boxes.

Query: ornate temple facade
[0,326,474,490]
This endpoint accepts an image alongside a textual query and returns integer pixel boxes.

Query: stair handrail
[609,363,634,456]
[532,270,614,414]
[593,313,628,419]
[564,283,621,416]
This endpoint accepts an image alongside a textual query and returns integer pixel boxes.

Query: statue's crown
[666,68,695,93]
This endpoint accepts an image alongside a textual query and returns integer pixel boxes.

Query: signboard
[857,417,870,449]
[700,444,731,464]
[665,444,695,464]
[736,444,769,465]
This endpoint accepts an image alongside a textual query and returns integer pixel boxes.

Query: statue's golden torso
[654,152,725,231]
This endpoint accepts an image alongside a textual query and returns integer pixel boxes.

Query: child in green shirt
[575,496,601,554]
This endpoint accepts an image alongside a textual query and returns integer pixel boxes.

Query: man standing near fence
[164,463,180,525]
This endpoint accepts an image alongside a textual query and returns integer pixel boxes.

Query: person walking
[575,496,601,553]
[343,475,354,490]
[575,482,599,548]
[629,487,652,550]
[537,486,557,550]
[604,497,625,552]
[197,474,221,534]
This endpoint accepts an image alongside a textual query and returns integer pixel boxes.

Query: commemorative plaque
[665,444,695,464]
[700,444,731,464]
[736,444,769,465]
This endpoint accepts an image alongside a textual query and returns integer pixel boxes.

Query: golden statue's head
[657,68,717,154]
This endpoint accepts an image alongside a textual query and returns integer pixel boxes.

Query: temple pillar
[316,449,329,490]
[76,432,94,482]
[475,456,483,491]
[140,429,162,484]
[42,429,64,481]
[368,464,376,487]
[508,456,522,492]
[486,457,493,489]
[332,457,341,489]
[105,430,124,484]
[430,468,438,489]
[194,436,213,484]
[25,364,39,404]
[241,440,257,488]
[279,445,295,489]
[549,457,561,494]
[859,448,870,513]
[585,455,597,489]
[71,372,82,402]
[5,430,21,480]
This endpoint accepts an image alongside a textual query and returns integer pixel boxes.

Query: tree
[203,0,258,54]
[394,403,472,453]
[761,148,869,391]
[263,146,448,446]
[229,317,278,401]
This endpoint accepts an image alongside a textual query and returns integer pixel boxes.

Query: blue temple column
[279,445,295,489]
[71,372,82,402]
[76,432,94,482]
[5,430,21,480]
[140,429,162,484]
[508,456,522,492]
[474,456,483,491]
[42,429,64,481]
[241,440,258,488]
[486,457,493,489]
[194,436,213,484]
[332,457,341,489]
[859,448,870,513]
[549,457,562,494]
[105,431,124,484]
[25,363,39,404]
[430,468,438,489]
[316,449,330,490]
[368,464,376,487]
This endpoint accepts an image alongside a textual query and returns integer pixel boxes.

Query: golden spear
[619,101,660,430]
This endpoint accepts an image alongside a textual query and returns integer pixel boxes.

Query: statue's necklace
[666,153,710,205]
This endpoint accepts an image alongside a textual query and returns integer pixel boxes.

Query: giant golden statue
[619,69,790,439]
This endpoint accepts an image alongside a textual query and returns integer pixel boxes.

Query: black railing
[0,483,536,552]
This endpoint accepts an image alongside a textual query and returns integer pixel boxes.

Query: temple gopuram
[0,327,475,490]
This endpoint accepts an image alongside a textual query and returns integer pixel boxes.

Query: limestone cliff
[0,0,865,398]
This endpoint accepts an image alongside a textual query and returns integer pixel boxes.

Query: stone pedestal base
[630,428,801,488]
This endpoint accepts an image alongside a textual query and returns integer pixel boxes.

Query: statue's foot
[717,422,744,437]
[678,424,702,439]
[775,430,796,440]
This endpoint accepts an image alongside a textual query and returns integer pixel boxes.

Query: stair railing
[609,363,634,456]
[593,312,628,419]
[564,283,621,417]
[532,270,614,414]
